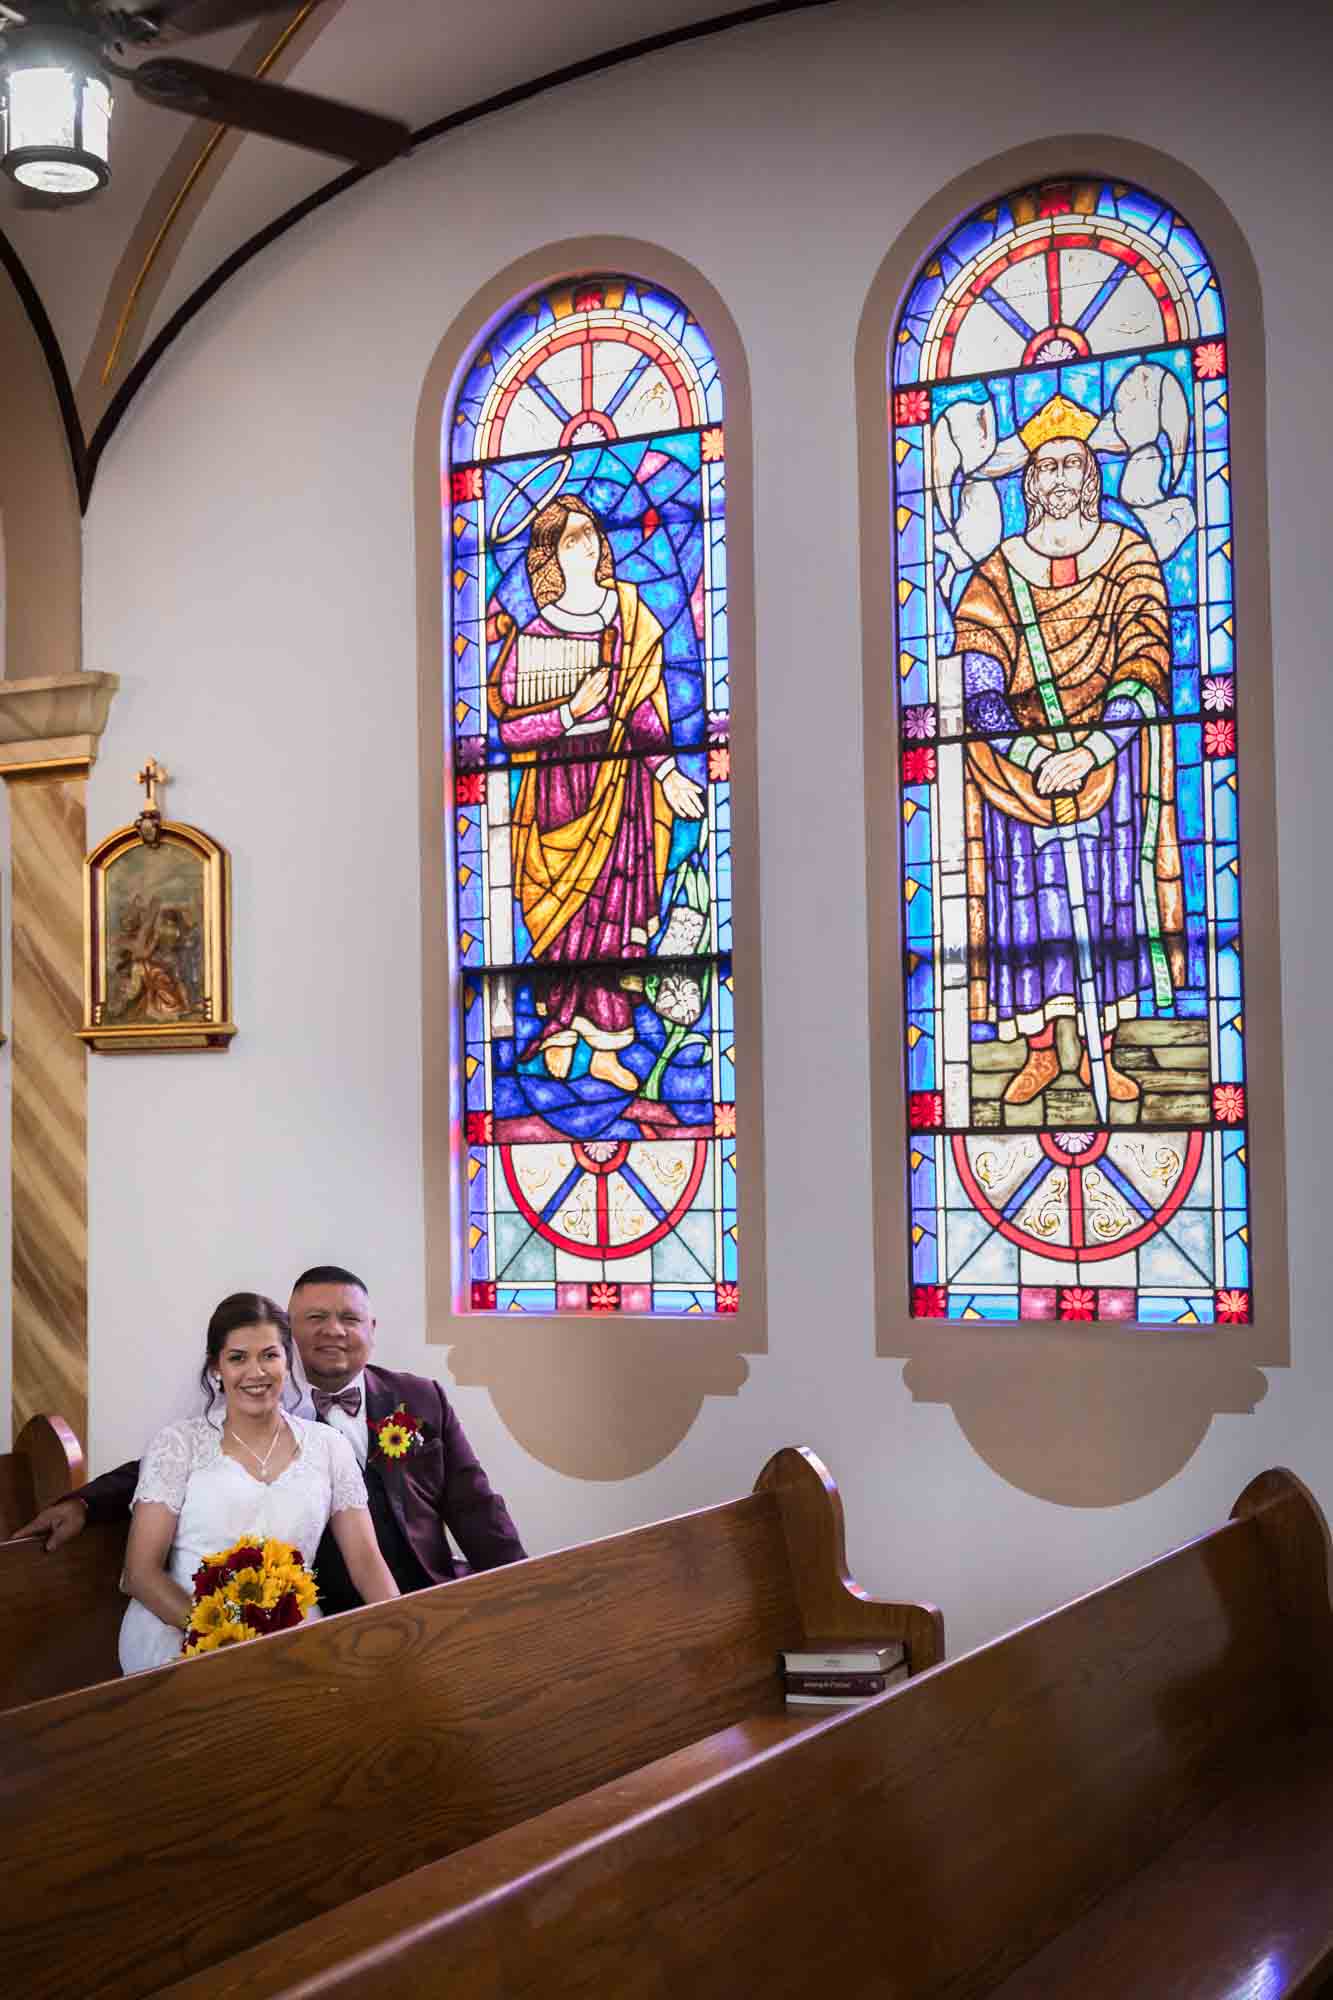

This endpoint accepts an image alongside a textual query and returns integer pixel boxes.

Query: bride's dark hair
[201,1293,296,1423]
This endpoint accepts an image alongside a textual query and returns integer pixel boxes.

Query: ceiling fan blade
[110,1,321,44]
[128,57,411,166]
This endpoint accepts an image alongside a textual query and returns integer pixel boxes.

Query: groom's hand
[14,1497,88,1550]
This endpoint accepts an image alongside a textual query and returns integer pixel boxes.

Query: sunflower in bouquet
[183,1535,318,1654]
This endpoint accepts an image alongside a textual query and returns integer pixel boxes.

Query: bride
[119,1291,398,1673]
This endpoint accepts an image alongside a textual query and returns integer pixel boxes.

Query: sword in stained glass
[1009,568,1111,1124]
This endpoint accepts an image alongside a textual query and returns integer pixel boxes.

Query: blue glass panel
[449,275,737,1317]
[891,175,1250,1327]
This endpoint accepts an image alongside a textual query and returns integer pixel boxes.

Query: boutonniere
[369,1405,426,1461]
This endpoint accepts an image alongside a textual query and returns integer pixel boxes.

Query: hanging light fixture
[0,22,112,197]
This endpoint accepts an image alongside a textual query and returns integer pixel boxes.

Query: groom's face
[290,1281,376,1390]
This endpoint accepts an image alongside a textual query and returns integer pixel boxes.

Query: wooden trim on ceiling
[81,0,840,500]
[76,1,344,436]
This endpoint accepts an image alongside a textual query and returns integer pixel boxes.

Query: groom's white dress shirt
[310,1370,369,1469]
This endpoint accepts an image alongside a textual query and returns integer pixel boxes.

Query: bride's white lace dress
[118,1414,368,1675]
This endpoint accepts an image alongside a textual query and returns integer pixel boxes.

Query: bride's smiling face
[218,1322,288,1421]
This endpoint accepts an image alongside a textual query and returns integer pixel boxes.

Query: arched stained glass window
[890,178,1250,1326]
[446,275,737,1316]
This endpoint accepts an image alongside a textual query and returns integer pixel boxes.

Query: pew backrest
[0,1445,941,2000]
[0,1412,84,1537]
[0,1520,128,1707]
[164,1468,1333,2000]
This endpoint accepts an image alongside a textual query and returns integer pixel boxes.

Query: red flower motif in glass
[451,466,482,503]
[590,1283,620,1312]
[902,746,937,785]
[455,771,485,805]
[716,1283,740,1314]
[1204,719,1236,757]
[471,1281,497,1311]
[1059,1287,1097,1321]
[909,1091,943,1130]
[465,1110,492,1145]
[1194,342,1227,379]
[1216,1289,1250,1322]
[1213,1084,1246,1124]
[894,389,930,425]
[912,1285,948,1318]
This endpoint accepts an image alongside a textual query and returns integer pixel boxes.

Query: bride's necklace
[227,1416,286,1479]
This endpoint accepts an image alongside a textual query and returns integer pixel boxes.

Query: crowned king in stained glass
[890,178,1250,1326]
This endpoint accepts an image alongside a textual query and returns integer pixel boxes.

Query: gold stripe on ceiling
[100,2,321,389]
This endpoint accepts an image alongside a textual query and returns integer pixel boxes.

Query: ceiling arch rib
[0,0,837,509]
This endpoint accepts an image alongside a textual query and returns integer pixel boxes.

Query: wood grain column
[8,775,88,1443]
[0,675,118,1452]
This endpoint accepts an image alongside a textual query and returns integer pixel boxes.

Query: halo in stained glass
[448,276,737,1318]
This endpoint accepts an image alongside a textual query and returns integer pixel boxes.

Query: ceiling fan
[0,1,411,199]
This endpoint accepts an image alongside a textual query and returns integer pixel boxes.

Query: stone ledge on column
[0,673,120,774]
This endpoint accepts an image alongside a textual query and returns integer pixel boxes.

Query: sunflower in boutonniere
[369,1405,425,1462]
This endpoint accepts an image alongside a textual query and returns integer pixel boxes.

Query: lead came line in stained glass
[891,178,1252,1327]
[447,275,738,1317]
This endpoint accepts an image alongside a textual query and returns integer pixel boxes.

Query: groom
[17,1265,527,1611]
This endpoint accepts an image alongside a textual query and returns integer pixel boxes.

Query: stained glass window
[890,178,1250,1326]
[445,275,737,1316]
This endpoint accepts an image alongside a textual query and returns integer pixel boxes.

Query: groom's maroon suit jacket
[72,1363,526,1613]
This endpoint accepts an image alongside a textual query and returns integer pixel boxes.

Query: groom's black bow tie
[312,1385,362,1419]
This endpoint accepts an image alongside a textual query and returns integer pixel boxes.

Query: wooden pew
[0,1445,941,2000]
[0,1413,127,1708]
[0,1412,84,1536]
[0,1519,128,1708]
[158,1466,1333,2000]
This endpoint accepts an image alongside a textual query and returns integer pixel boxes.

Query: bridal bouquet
[182,1535,318,1654]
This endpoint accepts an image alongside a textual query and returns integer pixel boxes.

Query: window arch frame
[414,240,767,1429]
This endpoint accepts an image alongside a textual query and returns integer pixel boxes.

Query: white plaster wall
[83,0,1333,1655]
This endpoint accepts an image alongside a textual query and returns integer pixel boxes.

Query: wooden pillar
[0,675,118,1451]
[9,773,89,1443]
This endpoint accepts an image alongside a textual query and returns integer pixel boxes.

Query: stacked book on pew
[781,1637,908,1707]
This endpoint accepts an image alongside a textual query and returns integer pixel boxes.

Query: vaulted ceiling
[0,1,826,499]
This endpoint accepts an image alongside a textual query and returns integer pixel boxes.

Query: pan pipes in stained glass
[514,633,601,708]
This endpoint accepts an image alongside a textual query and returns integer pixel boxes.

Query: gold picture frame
[80,787,236,1053]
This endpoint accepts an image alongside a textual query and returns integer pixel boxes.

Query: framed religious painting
[891,177,1251,1326]
[80,761,236,1052]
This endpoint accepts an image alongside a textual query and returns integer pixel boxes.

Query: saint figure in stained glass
[890,177,1250,1326]
[446,274,736,1315]
[490,493,706,1093]
[957,393,1182,1115]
